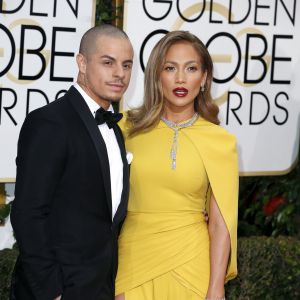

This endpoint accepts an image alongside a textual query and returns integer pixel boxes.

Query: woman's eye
[165,66,175,71]
[187,66,197,71]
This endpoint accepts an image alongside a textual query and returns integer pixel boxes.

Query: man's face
[77,35,134,108]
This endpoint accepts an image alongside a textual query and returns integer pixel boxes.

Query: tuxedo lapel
[67,86,112,217]
[113,124,129,223]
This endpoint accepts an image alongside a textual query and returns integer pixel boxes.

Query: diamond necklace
[161,113,199,170]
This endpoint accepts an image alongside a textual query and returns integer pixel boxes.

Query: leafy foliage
[238,159,300,237]
[0,204,10,226]
[0,247,17,300]
[95,0,123,25]
[226,236,300,299]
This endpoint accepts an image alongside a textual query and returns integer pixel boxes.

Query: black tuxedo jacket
[10,86,129,300]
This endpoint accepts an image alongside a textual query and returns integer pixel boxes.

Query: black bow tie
[95,107,123,129]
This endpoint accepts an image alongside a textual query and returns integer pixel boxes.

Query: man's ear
[76,53,86,74]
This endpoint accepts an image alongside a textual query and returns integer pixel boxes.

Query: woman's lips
[173,87,188,97]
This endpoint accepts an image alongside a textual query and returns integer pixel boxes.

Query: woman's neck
[162,109,196,124]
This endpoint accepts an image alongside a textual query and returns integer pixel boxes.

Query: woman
[115,31,238,300]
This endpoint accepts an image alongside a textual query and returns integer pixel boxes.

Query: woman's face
[160,41,206,115]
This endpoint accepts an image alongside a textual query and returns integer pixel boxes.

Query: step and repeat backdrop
[0,0,300,179]
[122,0,300,175]
[0,0,96,181]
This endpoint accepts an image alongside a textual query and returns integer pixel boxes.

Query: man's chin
[99,92,124,104]
[110,97,122,103]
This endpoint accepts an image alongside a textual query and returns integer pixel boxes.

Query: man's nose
[113,64,125,79]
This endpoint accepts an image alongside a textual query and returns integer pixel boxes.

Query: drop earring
[200,85,205,92]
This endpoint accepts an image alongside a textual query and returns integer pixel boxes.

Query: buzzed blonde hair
[79,24,130,57]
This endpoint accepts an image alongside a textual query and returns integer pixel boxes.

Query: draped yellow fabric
[116,117,238,299]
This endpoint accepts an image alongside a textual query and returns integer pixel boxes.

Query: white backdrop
[0,0,96,181]
[122,0,300,175]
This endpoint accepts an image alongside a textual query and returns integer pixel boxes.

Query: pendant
[170,128,179,170]
[161,113,199,170]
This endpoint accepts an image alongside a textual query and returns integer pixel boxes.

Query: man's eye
[123,63,132,70]
[103,60,112,65]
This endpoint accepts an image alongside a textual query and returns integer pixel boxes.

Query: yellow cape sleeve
[117,112,130,136]
[186,120,239,281]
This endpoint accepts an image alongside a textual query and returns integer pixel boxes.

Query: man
[10,24,133,300]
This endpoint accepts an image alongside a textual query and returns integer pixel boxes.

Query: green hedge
[226,236,300,299]
[0,247,17,300]
[0,236,299,299]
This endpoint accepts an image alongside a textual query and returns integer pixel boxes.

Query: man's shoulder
[27,91,72,123]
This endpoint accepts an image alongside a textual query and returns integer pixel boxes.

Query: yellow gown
[116,117,239,299]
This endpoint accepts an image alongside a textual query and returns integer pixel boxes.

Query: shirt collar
[74,83,114,116]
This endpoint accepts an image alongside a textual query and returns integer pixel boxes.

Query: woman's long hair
[127,30,219,136]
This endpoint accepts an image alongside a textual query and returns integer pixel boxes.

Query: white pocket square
[126,152,133,164]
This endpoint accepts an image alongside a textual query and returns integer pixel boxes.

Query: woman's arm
[206,193,230,300]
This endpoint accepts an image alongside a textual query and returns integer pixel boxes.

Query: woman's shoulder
[193,117,236,144]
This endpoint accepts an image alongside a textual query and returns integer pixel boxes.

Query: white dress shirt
[74,84,123,219]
